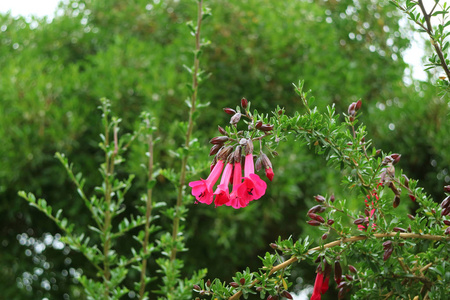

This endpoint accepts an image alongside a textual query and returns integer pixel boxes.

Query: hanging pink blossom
[213,163,233,207]
[189,160,225,205]
[227,161,248,209]
[236,153,267,204]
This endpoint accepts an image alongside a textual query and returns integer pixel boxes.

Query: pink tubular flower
[213,163,233,207]
[236,153,267,204]
[227,161,248,209]
[265,167,274,181]
[189,160,225,205]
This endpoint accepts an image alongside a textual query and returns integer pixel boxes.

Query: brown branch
[229,232,449,300]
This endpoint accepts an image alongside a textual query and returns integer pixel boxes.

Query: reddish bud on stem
[230,113,242,125]
[383,247,394,261]
[241,98,248,109]
[308,213,325,223]
[334,261,342,284]
[282,291,293,299]
[327,219,335,225]
[193,284,201,291]
[229,282,239,288]
[223,107,236,115]
[218,125,227,135]
[393,195,400,208]
[259,124,274,131]
[348,265,357,274]
[240,278,246,285]
[314,195,326,203]
[307,220,322,226]
[210,136,228,144]
[393,227,407,233]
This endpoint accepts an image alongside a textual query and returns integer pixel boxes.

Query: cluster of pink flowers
[189,141,273,209]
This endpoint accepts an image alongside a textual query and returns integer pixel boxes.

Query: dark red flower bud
[441,196,450,209]
[445,185,450,193]
[393,195,400,208]
[308,213,325,223]
[278,108,284,115]
[206,279,211,287]
[348,102,356,116]
[330,194,335,202]
[259,124,274,131]
[270,243,278,249]
[193,284,201,291]
[307,220,322,226]
[314,195,326,203]
[383,247,394,261]
[441,207,450,216]
[445,227,450,235]
[209,144,222,156]
[322,233,328,240]
[432,208,436,214]
[345,274,353,281]
[409,194,416,202]
[375,149,382,156]
[348,265,357,274]
[241,98,248,109]
[217,146,233,161]
[336,281,347,290]
[210,136,229,144]
[308,205,323,214]
[265,168,274,182]
[407,214,415,220]
[327,219,335,226]
[218,125,227,135]
[256,286,263,292]
[393,227,407,233]
[229,282,239,288]
[240,278,246,285]
[230,113,242,125]
[364,209,370,217]
[223,107,236,115]
[255,120,263,129]
[382,240,392,249]
[407,225,412,233]
[282,291,293,299]
[353,218,365,225]
[391,153,401,165]
[355,99,362,110]
[443,220,450,226]
[334,261,342,284]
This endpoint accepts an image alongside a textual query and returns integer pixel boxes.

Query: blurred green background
[1,0,449,299]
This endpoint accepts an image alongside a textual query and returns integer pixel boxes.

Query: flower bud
[218,125,227,135]
[445,227,450,235]
[229,282,239,288]
[409,194,416,202]
[441,207,450,216]
[382,240,392,250]
[223,107,236,115]
[308,205,324,214]
[444,220,450,226]
[334,261,342,284]
[445,185,450,193]
[240,278,246,285]
[210,136,228,144]
[391,153,401,165]
[259,124,274,131]
[230,112,242,125]
[407,214,415,220]
[348,265,357,274]
[278,108,284,115]
[345,274,353,281]
[217,145,233,161]
[353,218,365,225]
[348,102,356,116]
[308,213,325,223]
[314,195,326,203]
[307,220,322,226]
[282,291,293,299]
[256,286,263,292]
[240,97,248,109]
[337,281,347,290]
[255,156,263,172]
[355,99,362,110]
[270,243,278,249]
[206,279,211,287]
[193,284,201,291]
[330,194,335,202]
[441,196,450,209]
[255,120,263,129]
[209,144,222,156]
[321,233,328,240]
[383,247,393,261]
[243,139,254,155]
[327,219,335,226]
[265,168,274,182]
[393,227,406,233]
[393,195,400,208]
[233,146,241,162]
